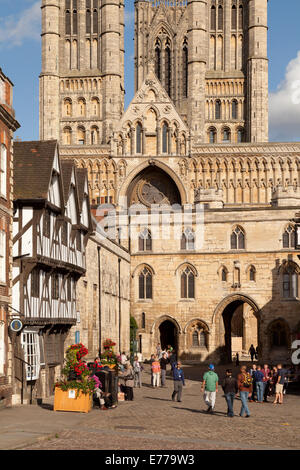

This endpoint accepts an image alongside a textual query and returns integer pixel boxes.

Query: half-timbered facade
[12,141,92,403]
[0,68,20,408]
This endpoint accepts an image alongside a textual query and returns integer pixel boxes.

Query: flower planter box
[54,388,92,413]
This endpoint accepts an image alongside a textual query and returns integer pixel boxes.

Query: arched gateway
[213,294,260,363]
[151,316,181,354]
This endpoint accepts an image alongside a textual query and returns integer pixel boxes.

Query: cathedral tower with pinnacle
[39,0,125,146]
[134,0,269,144]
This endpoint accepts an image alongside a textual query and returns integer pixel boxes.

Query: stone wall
[65,228,131,361]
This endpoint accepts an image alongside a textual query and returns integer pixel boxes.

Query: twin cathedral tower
[39,0,269,151]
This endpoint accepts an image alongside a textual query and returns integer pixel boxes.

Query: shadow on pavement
[173,406,228,417]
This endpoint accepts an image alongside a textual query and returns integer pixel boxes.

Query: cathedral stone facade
[39,0,300,364]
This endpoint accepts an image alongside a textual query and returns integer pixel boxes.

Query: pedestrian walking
[253,365,264,403]
[201,364,219,413]
[222,369,238,418]
[235,352,240,366]
[133,355,142,388]
[160,352,169,387]
[237,366,252,417]
[156,343,161,359]
[171,362,185,402]
[248,344,256,361]
[151,355,161,387]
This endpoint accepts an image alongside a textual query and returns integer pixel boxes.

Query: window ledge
[180,299,195,302]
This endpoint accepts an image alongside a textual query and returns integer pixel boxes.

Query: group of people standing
[201,363,288,418]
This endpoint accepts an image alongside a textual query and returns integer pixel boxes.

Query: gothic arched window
[155,39,161,81]
[63,127,72,145]
[232,5,237,30]
[138,229,152,252]
[181,266,195,299]
[232,100,238,119]
[211,6,216,30]
[65,3,71,35]
[136,122,142,154]
[218,6,224,30]
[208,127,217,143]
[77,126,86,145]
[165,40,171,97]
[86,8,91,34]
[181,228,195,251]
[182,39,188,98]
[282,263,299,299]
[64,98,72,117]
[249,265,256,282]
[239,5,244,30]
[223,127,231,142]
[93,8,98,34]
[215,100,221,119]
[73,0,78,35]
[78,98,86,116]
[231,226,245,250]
[139,267,153,300]
[282,225,295,249]
[162,123,168,154]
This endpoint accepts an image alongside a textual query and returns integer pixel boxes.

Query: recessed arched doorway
[214,295,259,363]
[159,320,178,352]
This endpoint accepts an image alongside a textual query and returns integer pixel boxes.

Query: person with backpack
[237,366,252,417]
[201,364,219,413]
[222,369,238,417]
[151,355,161,388]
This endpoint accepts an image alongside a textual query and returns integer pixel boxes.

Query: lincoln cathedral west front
[39,0,300,364]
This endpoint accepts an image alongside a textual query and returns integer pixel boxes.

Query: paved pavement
[1,363,299,451]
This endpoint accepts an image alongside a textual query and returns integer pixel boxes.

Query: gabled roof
[114,66,189,134]
[61,160,76,207]
[14,140,58,201]
[76,168,88,212]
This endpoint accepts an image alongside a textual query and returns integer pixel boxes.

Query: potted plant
[54,343,95,413]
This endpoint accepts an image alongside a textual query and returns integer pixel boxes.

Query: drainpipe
[97,246,102,356]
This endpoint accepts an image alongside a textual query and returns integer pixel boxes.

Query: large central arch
[213,294,260,363]
[117,160,188,208]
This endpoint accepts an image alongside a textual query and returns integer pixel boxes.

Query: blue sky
[1,0,300,142]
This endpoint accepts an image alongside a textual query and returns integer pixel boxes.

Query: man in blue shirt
[253,365,264,403]
[171,362,185,403]
[274,364,286,404]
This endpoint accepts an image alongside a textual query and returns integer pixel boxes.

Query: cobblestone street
[18,364,300,451]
